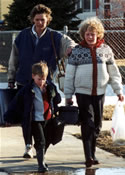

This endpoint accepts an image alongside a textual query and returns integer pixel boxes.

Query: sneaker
[23,144,34,158]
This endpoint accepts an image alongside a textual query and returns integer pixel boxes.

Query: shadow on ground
[1,168,125,175]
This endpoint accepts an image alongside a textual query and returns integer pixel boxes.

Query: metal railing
[0,18,125,87]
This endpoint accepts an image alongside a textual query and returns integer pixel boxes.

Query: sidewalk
[0,121,125,174]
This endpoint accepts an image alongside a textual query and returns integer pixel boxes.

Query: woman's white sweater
[64,43,123,99]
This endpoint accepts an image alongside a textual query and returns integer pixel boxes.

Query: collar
[32,25,47,38]
[79,39,104,49]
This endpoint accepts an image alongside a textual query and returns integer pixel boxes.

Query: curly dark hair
[29,4,52,25]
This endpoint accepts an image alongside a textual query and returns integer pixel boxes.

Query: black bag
[59,105,79,125]
[44,117,65,145]
[51,116,65,145]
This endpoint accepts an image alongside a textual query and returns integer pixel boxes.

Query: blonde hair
[79,17,105,40]
[32,61,48,78]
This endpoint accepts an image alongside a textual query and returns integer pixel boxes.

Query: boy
[4,61,61,172]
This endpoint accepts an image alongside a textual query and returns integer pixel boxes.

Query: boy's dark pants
[32,121,47,170]
[22,121,46,169]
[22,121,51,154]
[31,121,45,150]
[76,93,104,162]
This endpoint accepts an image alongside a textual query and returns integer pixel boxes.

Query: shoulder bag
[51,31,65,92]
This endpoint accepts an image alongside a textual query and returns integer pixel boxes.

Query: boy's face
[32,74,46,89]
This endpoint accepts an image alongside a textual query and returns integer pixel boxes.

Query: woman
[8,4,76,158]
[64,17,124,168]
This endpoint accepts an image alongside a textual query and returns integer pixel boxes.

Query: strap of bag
[51,31,65,74]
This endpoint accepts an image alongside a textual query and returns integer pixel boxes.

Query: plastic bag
[111,101,125,145]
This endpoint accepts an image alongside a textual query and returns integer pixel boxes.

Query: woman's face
[84,28,97,47]
[33,13,48,32]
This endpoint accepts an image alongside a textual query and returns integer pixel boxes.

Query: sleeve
[59,34,77,58]
[53,83,61,105]
[4,89,23,124]
[47,82,61,105]
[8,43,19,83]
[64,52,77,98]
[107,47,123,95]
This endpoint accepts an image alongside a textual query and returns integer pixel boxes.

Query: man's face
[33,13,48,31]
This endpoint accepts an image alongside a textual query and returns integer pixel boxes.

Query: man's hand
[8,82,15,89]
[66,47,73,57]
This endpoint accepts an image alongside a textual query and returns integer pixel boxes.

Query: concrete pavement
[0,121,125,174]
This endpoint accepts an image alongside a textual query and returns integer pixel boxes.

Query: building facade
[0,0,125,24]
[97,0,125,18]
[76,0,96,20]
[77,0,125,20]
[97,0,125,30]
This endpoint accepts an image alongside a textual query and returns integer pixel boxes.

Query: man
[8,4,76,158]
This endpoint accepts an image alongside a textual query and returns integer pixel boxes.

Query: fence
[0,18,125,85]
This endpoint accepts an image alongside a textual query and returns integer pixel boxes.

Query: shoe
[36,148,48,173]
[93,157,100,165]
[38,166,48,173]
[85,158,94,168]
[23,144,33,158]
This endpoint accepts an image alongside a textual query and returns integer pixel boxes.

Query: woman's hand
[65,98,73,105]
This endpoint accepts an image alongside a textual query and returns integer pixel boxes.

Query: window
[83,0,96,12]
[92,0,96,10]
[104,0,110,3]
[83,0,90,11]
[104,4,110,18]
[75,0,82,9]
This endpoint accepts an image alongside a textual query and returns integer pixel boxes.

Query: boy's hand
[4,122,11,127]
[118,94,124,102]
[41,84,47,92]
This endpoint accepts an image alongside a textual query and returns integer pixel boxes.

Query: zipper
[90,47,97,96]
